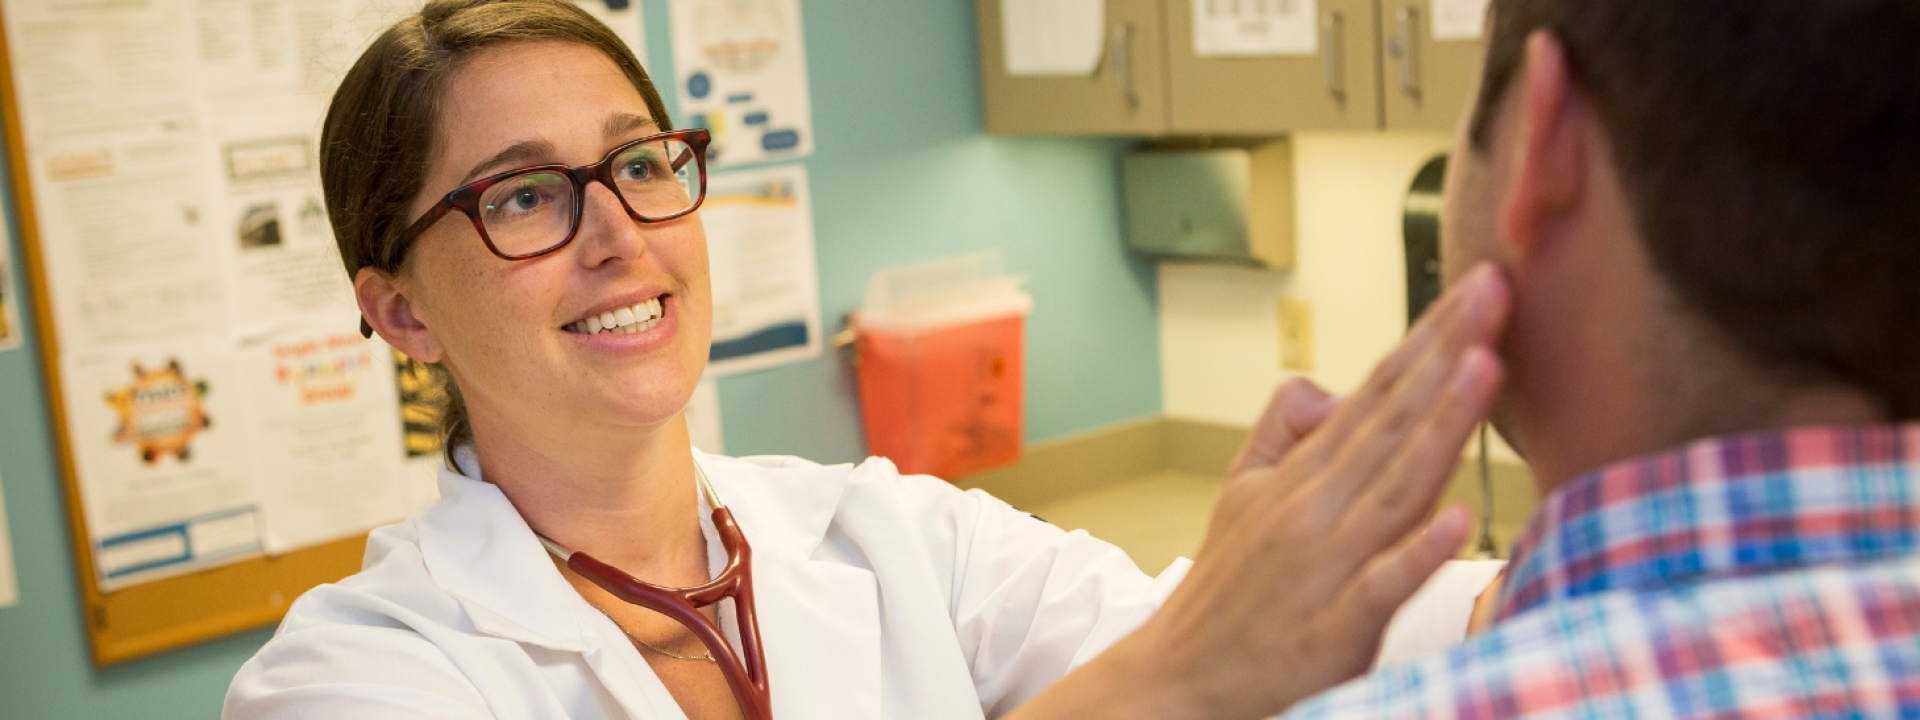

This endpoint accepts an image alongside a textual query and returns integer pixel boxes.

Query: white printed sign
[1432,0,1492,40]
[671,0,814,168]
[1194,0,1319,58]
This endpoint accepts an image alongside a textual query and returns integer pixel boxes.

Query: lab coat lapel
[419,451,702,719]
[414,449,593,652]
[754,544,883,717]
[702,454,884,718]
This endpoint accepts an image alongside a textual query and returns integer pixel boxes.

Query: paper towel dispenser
[1120,140,1294,268]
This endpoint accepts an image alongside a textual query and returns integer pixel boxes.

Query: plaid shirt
[1285,423,1920,720]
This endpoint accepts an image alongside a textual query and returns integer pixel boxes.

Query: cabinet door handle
[1109,20,1140,113]
[1388,5,1423,100]
[1321,11,1347,102]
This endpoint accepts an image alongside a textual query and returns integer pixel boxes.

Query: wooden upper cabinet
[1164,0,1382,134]
[977,0,1488,136]
[977,0,1171,135]
[1378,0,1488,132]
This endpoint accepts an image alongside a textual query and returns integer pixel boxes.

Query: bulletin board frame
[0,5,367,666]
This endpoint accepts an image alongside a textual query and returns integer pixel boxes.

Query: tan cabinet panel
[978,0,1171,135]
[1164,0,1381,133]
[1379,0,1488,132]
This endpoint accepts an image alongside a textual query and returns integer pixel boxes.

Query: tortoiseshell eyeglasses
[361,128,710,338]
[398,128,709,261]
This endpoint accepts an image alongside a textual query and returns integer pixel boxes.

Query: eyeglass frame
[359,128,710,339]
[390,127,711,266]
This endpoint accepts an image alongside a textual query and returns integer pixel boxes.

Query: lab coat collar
[412,445,884,718]
[413,445,597,652]
[695,451,849,558]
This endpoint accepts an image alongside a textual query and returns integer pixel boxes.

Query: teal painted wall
[0,1,1160,717]
[690,3,1163,462]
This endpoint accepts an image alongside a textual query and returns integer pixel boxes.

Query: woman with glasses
[224,1,1511,718]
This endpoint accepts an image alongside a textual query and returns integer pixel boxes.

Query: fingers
[1297,267,1511,515]
[1329,506,1473,653]
[1228,377,1339,478]
[1286,265,1508,473]
[1349,347,1504,543]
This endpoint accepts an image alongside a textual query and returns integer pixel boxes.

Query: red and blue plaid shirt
[1285,423,1920,720]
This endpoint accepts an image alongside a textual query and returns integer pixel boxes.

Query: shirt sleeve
[882,469,1191,719]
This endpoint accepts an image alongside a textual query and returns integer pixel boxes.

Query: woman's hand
[1226,376,1340,480]
[1010,264,1511,720]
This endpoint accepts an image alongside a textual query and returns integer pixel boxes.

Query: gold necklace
[591,604,717,663]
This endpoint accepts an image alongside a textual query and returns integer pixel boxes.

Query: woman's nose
[573,180,646,267]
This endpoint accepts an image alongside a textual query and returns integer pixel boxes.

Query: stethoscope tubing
[539,462,774,720]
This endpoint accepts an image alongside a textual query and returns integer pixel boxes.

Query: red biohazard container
[851,252,1032,479]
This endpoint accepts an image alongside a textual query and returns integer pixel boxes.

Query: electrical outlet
[1277,298,1313,372]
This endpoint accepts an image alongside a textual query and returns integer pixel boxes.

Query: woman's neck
[467,409,708,580]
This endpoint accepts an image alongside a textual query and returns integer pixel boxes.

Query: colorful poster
[0,0,444,589]
[59,337,261,590]
[670,0,814,168]
[0,0,666,591]
[701,163,822,376]
[239,326,413,554]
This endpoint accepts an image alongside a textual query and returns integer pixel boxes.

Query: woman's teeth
[566,297,664,335]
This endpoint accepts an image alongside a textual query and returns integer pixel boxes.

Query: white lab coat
[224,448,1191,719]
[224,447,1495,719]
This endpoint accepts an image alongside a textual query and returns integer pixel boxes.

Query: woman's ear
[356,266,443,363]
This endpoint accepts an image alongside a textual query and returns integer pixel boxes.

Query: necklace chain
[591,605,717,663]
[551,462,723,664]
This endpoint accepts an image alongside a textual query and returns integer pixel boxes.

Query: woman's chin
[579,383,699,431]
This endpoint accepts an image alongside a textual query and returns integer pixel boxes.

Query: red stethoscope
[538,463,773,720]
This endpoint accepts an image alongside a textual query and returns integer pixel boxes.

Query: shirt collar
[1495,423,1920,622]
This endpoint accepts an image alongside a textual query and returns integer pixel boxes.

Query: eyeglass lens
[476,136,701,257]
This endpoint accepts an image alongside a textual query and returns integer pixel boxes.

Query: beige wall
[1156,130,1523,463]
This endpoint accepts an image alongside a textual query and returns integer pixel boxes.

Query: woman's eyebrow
[460,139,557,186]
[604,112,657,139]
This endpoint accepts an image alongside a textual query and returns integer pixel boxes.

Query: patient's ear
[1499,31,1591,260]
[356,266,442,363]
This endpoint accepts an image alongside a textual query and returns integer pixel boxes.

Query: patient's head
[1441,0,1920,489]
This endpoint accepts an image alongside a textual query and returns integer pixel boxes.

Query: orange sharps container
[850,253,1031,480]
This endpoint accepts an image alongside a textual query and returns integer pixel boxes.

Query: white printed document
[1001,0,1104,76]
[701,164,822,376]
[0,0,466,589]
[1432,0,1492,40]
[1194,0,1319,57]
[671,0,814,168]
[238,325,415,555]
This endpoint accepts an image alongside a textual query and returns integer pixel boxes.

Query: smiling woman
[221,1,1509,719]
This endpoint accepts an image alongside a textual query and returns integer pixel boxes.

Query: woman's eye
[482,176,566,219]
[617,159,655,182]
[507,187,543,210]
